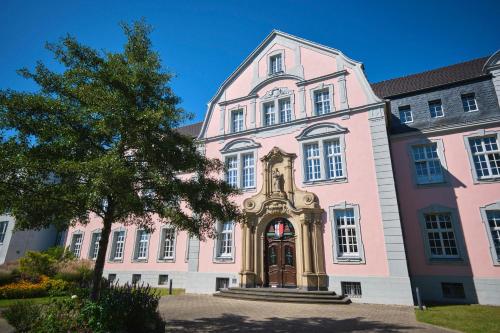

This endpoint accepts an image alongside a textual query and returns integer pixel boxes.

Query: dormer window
[270,54,282,74]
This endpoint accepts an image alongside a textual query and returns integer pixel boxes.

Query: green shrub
[3,301,42,332]
[0,261,21,286]
[4,282,165,333]
[95,282,165,332]
[44,246,75,262]
[31,298,92,333]
[46,278,72,297]
[54,260,94,287]
[19,251,56,280]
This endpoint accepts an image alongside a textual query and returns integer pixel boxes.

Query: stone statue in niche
[272,168,284,194]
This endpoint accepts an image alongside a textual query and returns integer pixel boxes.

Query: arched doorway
[265,218,297,288]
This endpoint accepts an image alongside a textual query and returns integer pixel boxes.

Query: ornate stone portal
[240,147,327,290]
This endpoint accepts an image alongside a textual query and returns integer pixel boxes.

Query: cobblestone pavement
[159,295,453,333]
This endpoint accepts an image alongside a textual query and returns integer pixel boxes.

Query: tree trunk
[90,212,113,301]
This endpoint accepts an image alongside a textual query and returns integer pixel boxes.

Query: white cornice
[197,101,385,144]
[296,70,348,87]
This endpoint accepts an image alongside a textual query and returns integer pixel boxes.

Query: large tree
[0,21,240,300]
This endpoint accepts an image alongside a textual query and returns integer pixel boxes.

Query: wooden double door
[265,218,297,288]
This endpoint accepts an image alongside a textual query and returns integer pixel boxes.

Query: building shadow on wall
[391,120,479,304]
[166,313,419,333]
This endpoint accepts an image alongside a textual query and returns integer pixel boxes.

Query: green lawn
[153,288,185,296]
[416,304,500,333]
[0,288,184,308]
[0,296,67,308]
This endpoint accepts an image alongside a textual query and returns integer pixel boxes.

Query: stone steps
[213,287,351,304]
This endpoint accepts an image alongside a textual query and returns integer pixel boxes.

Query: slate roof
[176,56,491,137]
[370,57,490,98]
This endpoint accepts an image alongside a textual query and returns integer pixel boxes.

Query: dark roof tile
[176,121,203,138]
[370,57,489,98]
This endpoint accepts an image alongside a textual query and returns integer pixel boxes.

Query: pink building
[66,31,500,305]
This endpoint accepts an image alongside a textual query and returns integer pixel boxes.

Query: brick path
[159,295,453,333]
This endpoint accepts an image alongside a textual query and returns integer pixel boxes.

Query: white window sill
[132,258,148,263]
[475,176,500,184]
[157,258,175,263]
[416,180,447,187]
[109,258,124,263]
[428,257,465,265]
[214,255,234,263]
[303,178,347,187]
[335,256,364,264]
[268,71,284,77]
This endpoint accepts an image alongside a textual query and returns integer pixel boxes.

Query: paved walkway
[159,295,452,333]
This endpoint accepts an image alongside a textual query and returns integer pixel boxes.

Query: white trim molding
[212,221,236,263]
[329,202,366,264]
[296,122,348,185]
[69,229,84,259]
[157,224,178,263]
[463,129,500,184]
[108,227,127,263]
[418,204,468,264]
[259,87,295,127]
[131,228,151,263]
[309,83,335,116]
[407,138,448,187]
[87,228,102,261]
[479,201,500,266]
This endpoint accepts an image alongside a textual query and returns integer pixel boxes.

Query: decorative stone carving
[262,87,292,100]
[243,147,321,215]
[240,147,327,291]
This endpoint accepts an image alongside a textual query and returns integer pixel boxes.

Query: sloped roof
[176,121,203,137]
[370,57,490,98]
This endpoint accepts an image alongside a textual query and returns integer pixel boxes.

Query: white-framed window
[89,231,101,260]
[411,143,444,184]
[467,136,500,180]
[242,153,255,188]
[216,222,234,259]
[399,106,413,124]
[480,202,500,265]
[429,100,444,118]
[335,209,359,257]
[279,98,292,123]
[314,89,331,115]
[225,156,238,188]
[269,54,282,74]
[304,139,345,182]
[462,93,478,112]
[486,210,500,262]
[297,123,347,184]
[330,202,365,263]
[264,102,275,126]
[423,213,460,259]
[70,233,83,258]
[159,227,176,260]
[305,143,321,181]
[134,229,149,260]
[0,221,8,243]
[111,230,126,261]
[224,152,256,190]
[326,140,344,179]
[231,109,244,133]
[259,87,295,127]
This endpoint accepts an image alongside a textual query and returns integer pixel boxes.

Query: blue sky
[1,0,499,124]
